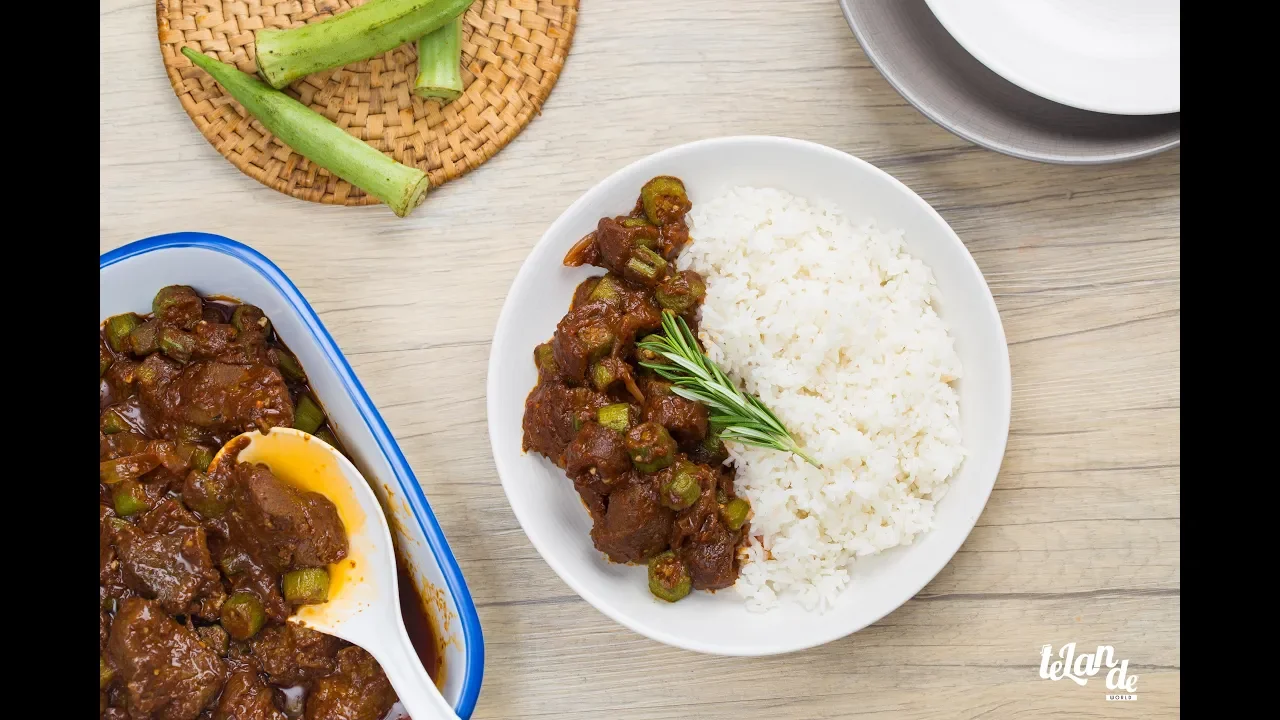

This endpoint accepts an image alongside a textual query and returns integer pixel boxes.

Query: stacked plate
[840,0,1180,164]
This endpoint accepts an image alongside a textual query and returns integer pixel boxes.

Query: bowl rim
[836,0,1180,165]
[921,0,1180,116]
[487,135,1012,656]
[102,232,486,716]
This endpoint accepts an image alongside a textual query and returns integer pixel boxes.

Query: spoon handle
[373,620,460,720]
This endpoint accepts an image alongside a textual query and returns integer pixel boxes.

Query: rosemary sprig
[637,311,821,468]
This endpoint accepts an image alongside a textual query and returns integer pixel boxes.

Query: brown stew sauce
[205,300,443,690]
[100,292,439,720]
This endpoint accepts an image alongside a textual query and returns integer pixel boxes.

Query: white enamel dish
[487,136,1012,656]
[101,233,485,717]
[924,0,1180,115]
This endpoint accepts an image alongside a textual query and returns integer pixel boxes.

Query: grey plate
[839,0,1180,164]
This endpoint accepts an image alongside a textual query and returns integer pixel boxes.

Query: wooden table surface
[100,1,1181,717]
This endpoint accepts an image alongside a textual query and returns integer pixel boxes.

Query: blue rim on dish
[101,232,485,719]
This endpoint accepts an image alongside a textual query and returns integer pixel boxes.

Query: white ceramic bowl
[487,137,1011,656]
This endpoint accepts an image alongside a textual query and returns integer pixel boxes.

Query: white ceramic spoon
[212,427,458,720]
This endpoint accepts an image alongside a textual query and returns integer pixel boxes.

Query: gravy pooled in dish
[522,177,752,602]
[100,287,436,720]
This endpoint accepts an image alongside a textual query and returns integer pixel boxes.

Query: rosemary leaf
[636,311,821,468]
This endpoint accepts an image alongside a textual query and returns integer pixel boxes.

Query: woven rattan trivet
[158,0,578,207]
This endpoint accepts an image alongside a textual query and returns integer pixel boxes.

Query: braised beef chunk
[551,302,621,386]
[592,218,636,279]
[522,381,609,462]
[590,472,675,564]
[567,178,695,277]
[219,543,291,623]
[521,382,573,459]
[564,421,633,480]
[191,321,239,359]
[222,643,264,675]
[107,598,227,720]
[192,585,229,623]
[134,352,181,400]
[593,217,670,288]
[138,360,294,439]
[214,671,287,720]
[104,357,142,401]
[572,474,609,521]
[230,462,349,571]
[670,481,743,591]
[571,273,663,345]
[305,647,398,720]
[679,516,739,591]
[195,624,230,656]
[548,283,661,396]
[115,524,220,615]
[192,318,273,365]
[643,391,709,446]
[249,624,345,686]
[617,287,663,342]
[152,285,204,329]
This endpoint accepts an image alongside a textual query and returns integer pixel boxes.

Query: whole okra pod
[255,0,474,90]
[183,48,430,217]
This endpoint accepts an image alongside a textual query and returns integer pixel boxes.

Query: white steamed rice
[678,187,965,612]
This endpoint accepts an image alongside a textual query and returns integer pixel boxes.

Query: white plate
[486,137,1012,656]
[924,0,1180,115]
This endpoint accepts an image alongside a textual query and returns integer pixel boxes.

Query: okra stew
[522,177,751,603]
[100,287,437,720]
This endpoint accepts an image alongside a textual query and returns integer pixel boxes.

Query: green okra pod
[414,15,464,102]
[255,0,473,90]
[182,47,430,217]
